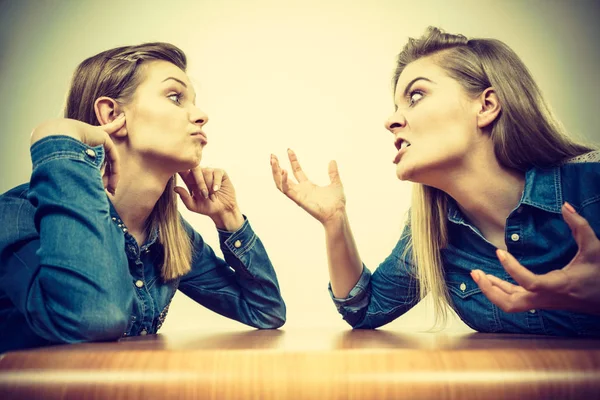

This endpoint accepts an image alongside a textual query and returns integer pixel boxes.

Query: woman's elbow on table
[248,304,286,329]
[27,298,131,344]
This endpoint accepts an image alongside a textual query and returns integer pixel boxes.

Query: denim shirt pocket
[447,272,503,333]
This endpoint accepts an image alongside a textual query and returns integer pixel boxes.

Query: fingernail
[210,194,216,202]
[201,189,209,199]
[563,202,576,214]
[117,113,125,119]
[213,185,219,192]
[470,270,479,283]
[496,249,507,262]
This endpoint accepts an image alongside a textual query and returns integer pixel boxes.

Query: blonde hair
[395,27,594,328]
[64,43,192,281]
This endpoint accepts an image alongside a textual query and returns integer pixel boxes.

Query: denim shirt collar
[107,198,160,250]
[447,165,562,225]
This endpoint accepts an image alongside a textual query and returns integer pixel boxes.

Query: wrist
[322,208,348,232]
[211,208,244,232]
[30,119,81,146]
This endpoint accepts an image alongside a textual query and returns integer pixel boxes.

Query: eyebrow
[162,77,188,88]
[402,77,434,98]
[162,77,197,103]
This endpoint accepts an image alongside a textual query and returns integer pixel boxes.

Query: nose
[384,110,406,133]
[191,106,209,127]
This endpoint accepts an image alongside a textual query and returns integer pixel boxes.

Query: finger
[472,269,536,313]
[281,169,291,194]
[180,167,209,199]
[200,168,214,200]
[102,134,119,194]
[496,249,562,293]
[178,170,200,199]
[287,149,308,182]
[328,160,341,185]
[562,202,600,253]
[101,113,126,136]
[270,154,283,192]
[174,186,195,210]
[485,274,525,295]
[212,169,224,193]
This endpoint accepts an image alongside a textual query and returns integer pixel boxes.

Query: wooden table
[1,329,599,399]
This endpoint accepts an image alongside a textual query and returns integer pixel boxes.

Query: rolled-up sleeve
[328,228,421,329]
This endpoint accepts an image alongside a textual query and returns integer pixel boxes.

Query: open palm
[271,149,346,224]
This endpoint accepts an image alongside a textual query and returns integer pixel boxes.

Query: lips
[393,137,410,164]
[394,137,411,151]
[192,131,208,144]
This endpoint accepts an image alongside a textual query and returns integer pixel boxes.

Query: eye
[167,93,182,105]
[407,90,424,106]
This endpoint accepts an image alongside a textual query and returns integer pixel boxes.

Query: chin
[395,162,417,182]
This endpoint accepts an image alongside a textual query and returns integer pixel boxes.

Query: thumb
[328,160,341,185]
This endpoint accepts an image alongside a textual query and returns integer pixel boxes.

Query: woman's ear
[476,88,501,129]
[94,97,128,138]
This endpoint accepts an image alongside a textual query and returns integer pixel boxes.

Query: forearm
[30,118,82,146]
[323,210,363,299]
[180,218,286,329]
[26,137,132,341]
[219,219,285,328]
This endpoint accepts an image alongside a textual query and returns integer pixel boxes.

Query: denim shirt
[330,151,600,336]
[0,136,286,353]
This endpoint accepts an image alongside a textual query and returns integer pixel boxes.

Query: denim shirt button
[85,149,96,158]
[510,233,520,242]
[234,240,242,248]
[135,280,144,288]
[459,282,466,292]
[529,309,536,314]
[140,329,147,336]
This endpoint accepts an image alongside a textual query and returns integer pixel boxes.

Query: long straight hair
[64,43,192,281]
[394,27,594,327]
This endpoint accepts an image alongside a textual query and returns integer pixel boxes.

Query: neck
[107,156,173,245]
[425,143,525,245]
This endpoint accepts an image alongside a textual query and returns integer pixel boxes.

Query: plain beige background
[1,0,599,334]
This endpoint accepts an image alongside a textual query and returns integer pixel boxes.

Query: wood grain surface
[1,329,599,399]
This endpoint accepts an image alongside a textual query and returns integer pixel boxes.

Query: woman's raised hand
[175,166,244,231]
[473,203,600,316]
[30,115,126,194]
[271,149,346,225]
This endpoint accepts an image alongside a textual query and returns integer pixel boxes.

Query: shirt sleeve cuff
[31,135,105,170]
[217,215,256,257]
[328,265,372,308]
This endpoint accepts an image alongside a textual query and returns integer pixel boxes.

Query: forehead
[395,56,447,92]
[141,60,192,88]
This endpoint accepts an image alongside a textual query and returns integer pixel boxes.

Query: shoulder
[558,150,600,188]
[562,150,600,165]
[557,150,600,215]
[559,150,600,177]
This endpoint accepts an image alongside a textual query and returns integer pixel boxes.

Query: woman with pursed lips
[0,42,286,353]
[272,27,600,336]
